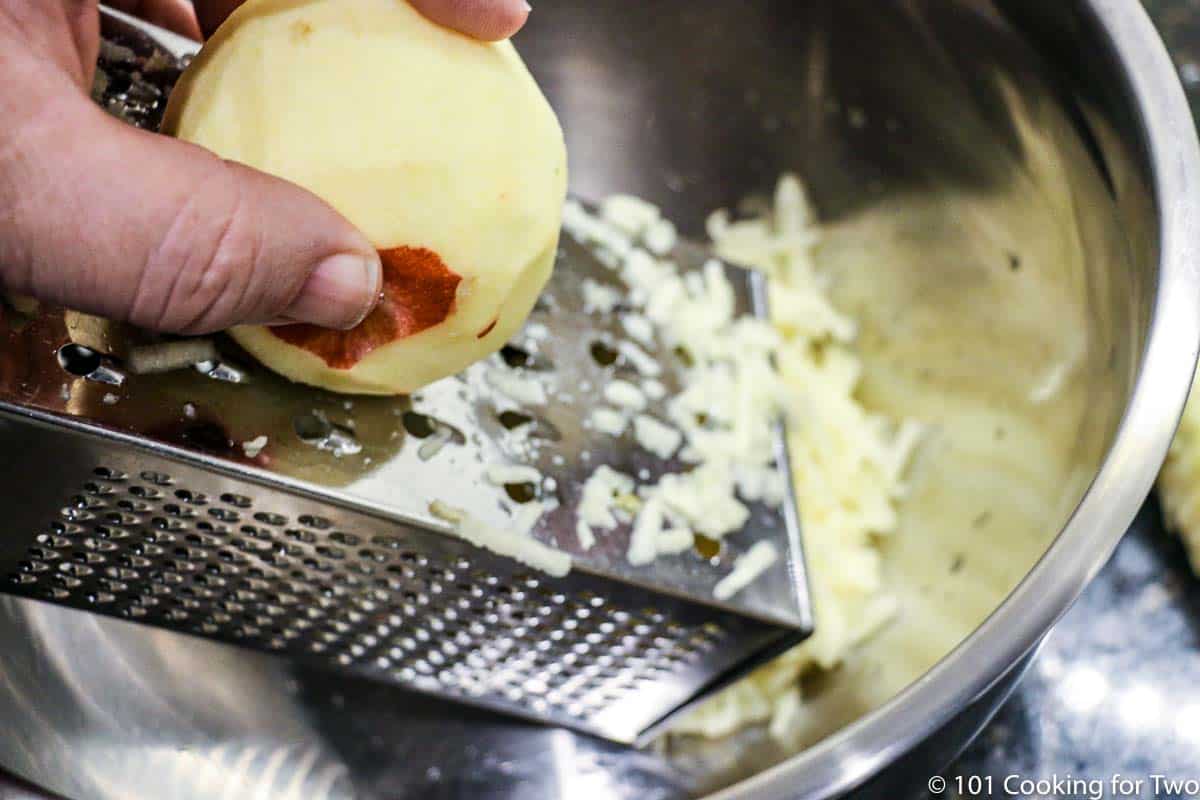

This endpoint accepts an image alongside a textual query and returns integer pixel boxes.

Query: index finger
[193,0,531,41]
[107,0,202,39]
[407,0,530,41]
[192,0,244,38]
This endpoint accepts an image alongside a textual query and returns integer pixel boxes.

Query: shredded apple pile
[561,195,790,576]
[670,175,923,742]
[441,176,922,740]
[435,192,793,585]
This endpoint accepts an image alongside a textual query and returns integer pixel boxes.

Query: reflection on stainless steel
[0,593,353,800]
[0,0,1195,798]
[0,0,811,755]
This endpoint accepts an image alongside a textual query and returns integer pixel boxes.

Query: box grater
[0,6,813,746]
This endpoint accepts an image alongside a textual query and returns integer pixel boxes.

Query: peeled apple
[162,0,567,395]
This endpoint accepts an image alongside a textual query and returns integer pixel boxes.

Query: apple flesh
[162,0,567,395]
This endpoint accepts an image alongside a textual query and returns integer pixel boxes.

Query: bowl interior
[0,3,1164,800]
[519,0,1147,791]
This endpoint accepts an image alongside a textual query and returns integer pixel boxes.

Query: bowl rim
[712,2,1200,798]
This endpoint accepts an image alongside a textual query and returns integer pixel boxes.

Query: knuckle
[137,160,269,334]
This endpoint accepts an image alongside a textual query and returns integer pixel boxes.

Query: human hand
[0,0,531,334]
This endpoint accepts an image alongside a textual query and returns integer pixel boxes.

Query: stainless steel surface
[3,500,1198,800]
[0,8,812,747]
[0,0,1197,798]
[93,5,809,632]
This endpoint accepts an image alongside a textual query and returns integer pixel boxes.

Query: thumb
[0,100,382,335]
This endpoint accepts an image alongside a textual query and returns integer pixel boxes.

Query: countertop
[937,500,1200,798]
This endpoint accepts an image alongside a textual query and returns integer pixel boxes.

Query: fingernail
[284,252,382,329]
[523,1,532,11]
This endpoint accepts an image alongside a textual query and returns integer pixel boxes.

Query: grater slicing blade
[0,6,812,745]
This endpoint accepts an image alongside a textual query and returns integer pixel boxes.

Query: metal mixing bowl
[0,1,1197,798]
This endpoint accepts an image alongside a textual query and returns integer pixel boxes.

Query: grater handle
[100,5,202,63]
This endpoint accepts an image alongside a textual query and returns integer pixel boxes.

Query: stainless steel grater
[0,6,812,746]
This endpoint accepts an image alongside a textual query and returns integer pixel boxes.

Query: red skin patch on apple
[271,246,461,369]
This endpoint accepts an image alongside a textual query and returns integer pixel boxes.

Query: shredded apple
[271,246,462,369]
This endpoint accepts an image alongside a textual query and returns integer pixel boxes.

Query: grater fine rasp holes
[9,466,732,726]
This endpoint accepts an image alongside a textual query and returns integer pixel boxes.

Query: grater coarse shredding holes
[0,6,812,745]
